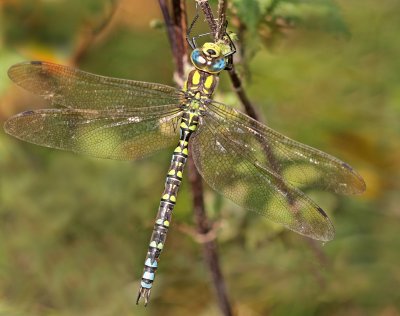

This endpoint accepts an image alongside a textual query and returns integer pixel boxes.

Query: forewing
[8,61,184,110]
[208,101,365,195]
[191,115,335,241]
[4,105,182,160]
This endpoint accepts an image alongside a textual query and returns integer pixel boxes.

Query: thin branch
[228,68,259,119]
[172,0,188,77]
[159,1,233,315]
[176,221,221,244]
[71,0,119,64]
[187,157,233,316]
[216,0,228,40]
[196,0,217,36]
[158,0,180,71]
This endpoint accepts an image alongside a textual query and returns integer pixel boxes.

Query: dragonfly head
[190,42,227,74]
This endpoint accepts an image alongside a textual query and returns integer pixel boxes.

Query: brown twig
[196,0,218,36]
[172,0,189,72]
[228,68,259,119]
[216,0,228,40]
[175,221,221,244]
[159,1,233,315]
[187,157,233,316]
[158,0,179,71]
[71,0,119,65]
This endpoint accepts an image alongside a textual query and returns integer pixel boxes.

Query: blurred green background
[0,0,399,315]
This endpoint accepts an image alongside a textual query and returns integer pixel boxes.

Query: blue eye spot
[191,49,206,67]
[211,58,226,72]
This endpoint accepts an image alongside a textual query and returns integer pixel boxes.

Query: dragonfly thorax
[183,67,219,101]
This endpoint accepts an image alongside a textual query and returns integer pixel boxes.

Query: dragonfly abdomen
[137,110,199,305]
[137,46,225,305]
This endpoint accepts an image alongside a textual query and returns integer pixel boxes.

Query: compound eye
[190,48,226,73]
[191,49,207,68]
[210,58,226,73]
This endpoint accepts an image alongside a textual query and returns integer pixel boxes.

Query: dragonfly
[4,30,365,305]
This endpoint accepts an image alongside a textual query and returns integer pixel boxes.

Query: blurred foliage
[0,0,399,316]
[229,0,349,58]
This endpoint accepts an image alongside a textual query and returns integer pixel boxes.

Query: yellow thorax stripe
[204,75,214,89]
[192,70,201,85]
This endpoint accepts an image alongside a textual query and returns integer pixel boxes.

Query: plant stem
[187,157,233,316]
[196,0,218,36]
[216,0,228,40]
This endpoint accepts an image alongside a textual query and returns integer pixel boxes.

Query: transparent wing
[4,105,182,160]
[191,116,335,241]
[207,101,365,195]
[8,61,184,110]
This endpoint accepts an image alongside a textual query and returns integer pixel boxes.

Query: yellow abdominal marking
[180,121,188,128]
